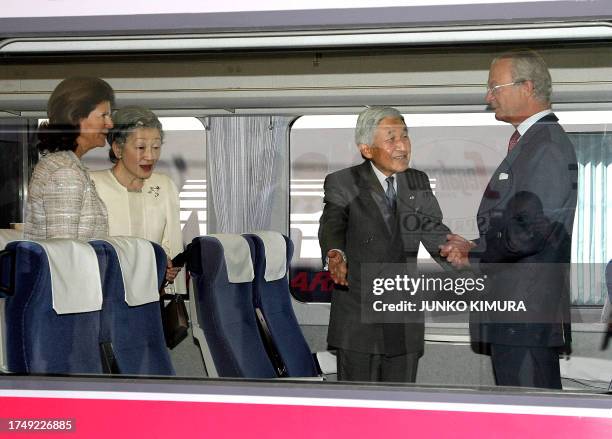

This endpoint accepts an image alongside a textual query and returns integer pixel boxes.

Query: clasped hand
[327,249,348,286]
[439,234,475,269]
[327,234,472,286]
[165,258,181,284]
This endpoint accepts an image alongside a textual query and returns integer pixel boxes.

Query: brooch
[148,185,160,197]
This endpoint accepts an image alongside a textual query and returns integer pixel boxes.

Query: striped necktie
[508,130,521,153]
[385,176,397,213]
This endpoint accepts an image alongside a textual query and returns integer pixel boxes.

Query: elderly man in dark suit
[319,106,452,383]
[442,50,578,389]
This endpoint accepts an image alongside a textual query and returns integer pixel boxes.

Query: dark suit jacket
[470,113,577,348]
[319,161,451,355]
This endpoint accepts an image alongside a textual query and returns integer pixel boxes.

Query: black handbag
[160,293,189,349]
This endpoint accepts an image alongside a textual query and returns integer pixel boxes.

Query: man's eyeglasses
[486,80,525,95]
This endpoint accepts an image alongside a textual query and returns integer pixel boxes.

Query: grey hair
[107,106,163,163]
[493,50,552,103]
[355,106,405,146]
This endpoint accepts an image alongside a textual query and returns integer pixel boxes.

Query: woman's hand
[165,258,181,283]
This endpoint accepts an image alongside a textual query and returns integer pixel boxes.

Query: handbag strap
[254,307,288,378]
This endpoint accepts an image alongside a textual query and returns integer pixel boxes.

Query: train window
[0,118,36,228]
[289,116,360,302]
[289,112,611,306]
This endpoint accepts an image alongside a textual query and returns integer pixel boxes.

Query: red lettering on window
[309,271,334,292]
[290,271,309,291]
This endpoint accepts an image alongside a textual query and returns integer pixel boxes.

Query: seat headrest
[209,234,254,283]
[102,237,159,306]
[0,229,22,250]
[250,231,287,281]
[33,239,103,314]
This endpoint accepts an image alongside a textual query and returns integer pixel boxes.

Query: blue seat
[89,239,175,376]
[188,235,277,378]
[0,229,22,298]
[244,232,318,377]
[1,241,103,374]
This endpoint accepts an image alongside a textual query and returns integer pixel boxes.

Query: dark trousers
[336,348,420,383]
[491,344,562,389]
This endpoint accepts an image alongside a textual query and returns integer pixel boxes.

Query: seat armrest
[315,351,337,375]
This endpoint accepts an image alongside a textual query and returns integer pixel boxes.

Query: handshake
[439,234,476,269]
[326,233,476,286]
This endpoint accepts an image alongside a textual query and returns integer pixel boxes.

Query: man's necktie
[385,176,397,213]
[508,130,521,153]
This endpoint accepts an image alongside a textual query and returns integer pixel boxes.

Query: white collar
[516,109,553,136]
[369,161,397,192]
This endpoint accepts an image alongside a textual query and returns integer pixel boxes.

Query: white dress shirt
[516,109,553,136]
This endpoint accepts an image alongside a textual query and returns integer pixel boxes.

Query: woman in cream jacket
[91,106,185,292]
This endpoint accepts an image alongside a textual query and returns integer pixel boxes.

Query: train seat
[188,234,277,378]
[89,238,175,376]
[243,231,319,377]
[0,229,22,371]
[1,240,103,374]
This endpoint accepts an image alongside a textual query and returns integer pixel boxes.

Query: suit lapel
[396,170,418,215]
[505,113,558,166]
[478,113,559,218]
[356,161,394,238]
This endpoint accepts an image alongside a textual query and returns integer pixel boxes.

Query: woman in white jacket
[91,106,185,292]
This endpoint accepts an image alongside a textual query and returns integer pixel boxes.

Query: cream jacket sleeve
[160,175,187,294]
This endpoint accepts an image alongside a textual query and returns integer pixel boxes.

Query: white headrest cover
[252,231,287,281]
[103,237,159,306]
[0,229,22,250]
[209,234,254,283]
[34,239,103,314]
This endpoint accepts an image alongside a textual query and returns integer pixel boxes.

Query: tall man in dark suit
[442,50,578,389]
[319,106,452,382]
